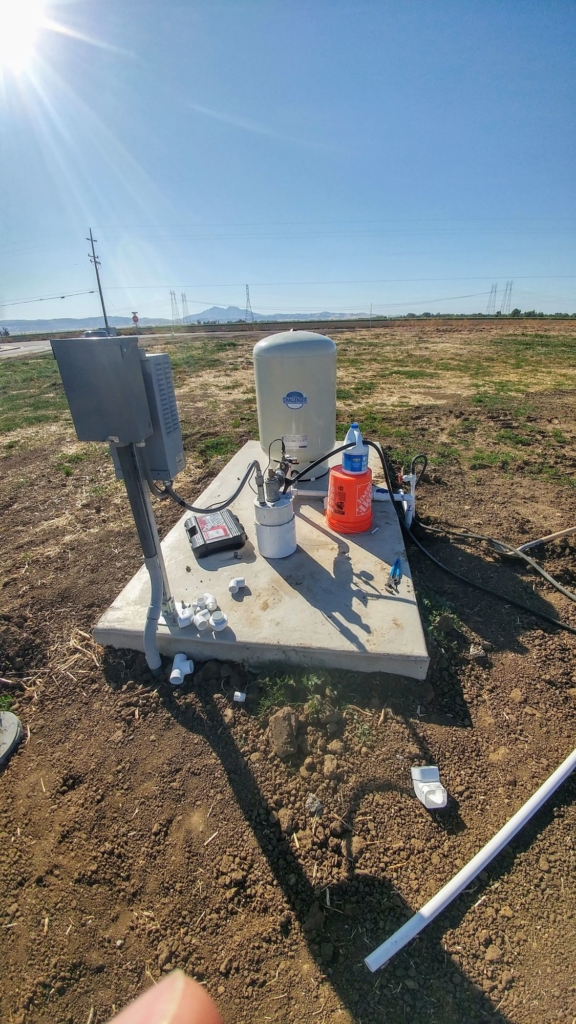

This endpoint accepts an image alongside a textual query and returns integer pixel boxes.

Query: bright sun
[0,0,45,73]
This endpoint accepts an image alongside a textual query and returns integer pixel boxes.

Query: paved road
[0,338,54,359]
[0,331,270,360]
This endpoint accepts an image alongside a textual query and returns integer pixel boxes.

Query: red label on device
[197,514,232,541]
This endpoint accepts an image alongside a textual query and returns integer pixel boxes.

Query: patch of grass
[0,693,13,711]
[0,355,69,432]
[433,443,462,466]
[551,428,568,444]
[469,448,511,470]
[494,428,532,447]
[197,435,238,461]
[168,340,240,380]
[387,368,434,379]
[257,675,299,719]
[419,591,462,651]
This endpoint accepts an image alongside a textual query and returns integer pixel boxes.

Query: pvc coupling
[170,652,194,687]
[411,765,448,809]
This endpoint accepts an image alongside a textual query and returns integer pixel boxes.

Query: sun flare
[0,0,45,73]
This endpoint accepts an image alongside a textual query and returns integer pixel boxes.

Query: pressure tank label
[282,434,308,449]
[282,390,308,410]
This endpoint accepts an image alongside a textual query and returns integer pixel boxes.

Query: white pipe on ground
[365,746,576,973]
[517,525,576,553]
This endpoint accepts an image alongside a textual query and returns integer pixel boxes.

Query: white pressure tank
[253,330,337,473]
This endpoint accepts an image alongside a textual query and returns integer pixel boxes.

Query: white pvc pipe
[365,746,576,973]
[518,525,576,552]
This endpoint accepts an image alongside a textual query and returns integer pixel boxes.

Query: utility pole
[245,284,253,323]
[370,302,373,329]
[181,292,190,325]
[87,228,110,334]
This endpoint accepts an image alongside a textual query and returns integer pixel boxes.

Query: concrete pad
[94,442,430,679]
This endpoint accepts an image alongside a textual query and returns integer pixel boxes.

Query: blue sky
[1,0,575,322]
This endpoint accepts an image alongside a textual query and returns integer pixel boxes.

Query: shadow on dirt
[154,679,511,1024]
[408,529,569,657]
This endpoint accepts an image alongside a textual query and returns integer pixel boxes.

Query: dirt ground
[1,320,575,1024]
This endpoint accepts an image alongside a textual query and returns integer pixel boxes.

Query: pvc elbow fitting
[210,610,228,631]
[202,592,218,612]
[411,766,448,809]
[194,609,211,631]
[170,652,194,686]
[228,577,246,594]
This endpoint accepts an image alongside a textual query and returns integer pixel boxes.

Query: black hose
[282,442,355,493]
[366,440,576,636]
[410,453,428,486]
[165,460,261,515]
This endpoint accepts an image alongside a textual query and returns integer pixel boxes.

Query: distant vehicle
[82,327,118,338]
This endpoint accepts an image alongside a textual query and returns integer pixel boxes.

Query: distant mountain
[0,315,171,335]
[181,306,359,323]
[0,308,364,335]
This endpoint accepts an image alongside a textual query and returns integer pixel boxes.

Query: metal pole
[115,444,175,618]
[87,228,111,334]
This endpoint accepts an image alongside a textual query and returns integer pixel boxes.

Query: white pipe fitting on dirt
[365,745,576,973]
[170,652,194,686]
[193,609,210,631]
[228,577,246,594]
[411,766,448,809]
[202,593,218,612]
[210,610,228,631]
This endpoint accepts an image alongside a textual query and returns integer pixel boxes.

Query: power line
[0,289,96,308]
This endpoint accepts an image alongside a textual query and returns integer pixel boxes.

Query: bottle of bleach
[326,423,373,534]
[342,422,369,474]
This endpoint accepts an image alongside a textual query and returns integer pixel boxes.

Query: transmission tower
[500,280,513,315]
[181,292,190,325]
[486,283,498,316]
[245,284,253,322]
[170,290,181,326]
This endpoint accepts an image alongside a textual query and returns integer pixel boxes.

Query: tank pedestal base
[95,442,430,679]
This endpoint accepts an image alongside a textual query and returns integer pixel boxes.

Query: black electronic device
[184,510,247,559]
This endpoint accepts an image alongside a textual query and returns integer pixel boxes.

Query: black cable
[410,453,428,486]
[138,448,171,500]
[164,461,261,515]
[420,522,576,604]
[365,440,576,636]
[282,442,356,493]
[266,437,285,475]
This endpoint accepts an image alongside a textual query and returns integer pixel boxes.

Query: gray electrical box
[109,352,185,481]
[51,337,153,443]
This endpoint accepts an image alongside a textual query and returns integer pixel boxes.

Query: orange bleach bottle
[326,423,373,534]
